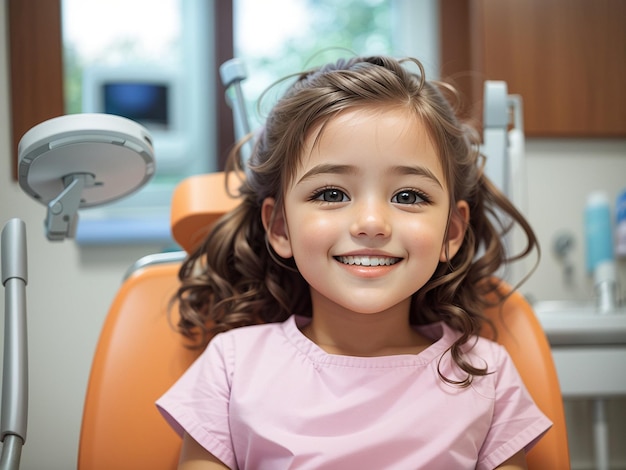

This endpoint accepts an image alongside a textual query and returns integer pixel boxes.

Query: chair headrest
[170,172,241,253]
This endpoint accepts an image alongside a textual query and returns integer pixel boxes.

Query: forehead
[295,105,444,181]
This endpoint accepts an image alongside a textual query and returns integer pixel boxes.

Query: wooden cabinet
[440,0,626,137]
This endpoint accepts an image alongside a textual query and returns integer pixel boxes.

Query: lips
[335,256,401,266]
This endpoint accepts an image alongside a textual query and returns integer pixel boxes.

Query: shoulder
[213,318,291,349]
[434,323,517,393]
[207,317,298,368]
[468,335,509,369]
[435,322,509,369]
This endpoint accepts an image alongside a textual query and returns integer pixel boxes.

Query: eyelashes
[308,186,432,205]
[310,187,349,203]
[391,189,431,205]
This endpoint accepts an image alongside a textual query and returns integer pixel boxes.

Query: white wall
[523,139,626,304]
[1,1,625,468]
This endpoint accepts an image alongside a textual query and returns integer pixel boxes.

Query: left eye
[392,190,423,204]
[314,188,348,202]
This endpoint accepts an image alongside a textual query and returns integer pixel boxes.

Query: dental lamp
[17,113,156,241]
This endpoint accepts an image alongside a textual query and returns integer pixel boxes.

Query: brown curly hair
[173,55,539,385]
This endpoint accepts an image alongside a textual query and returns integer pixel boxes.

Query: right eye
[311,188,349,203]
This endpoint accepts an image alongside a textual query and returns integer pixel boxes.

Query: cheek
[289,213,340,251]
[403,218,448,257]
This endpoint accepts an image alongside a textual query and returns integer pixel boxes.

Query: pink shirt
[157,316,551,469]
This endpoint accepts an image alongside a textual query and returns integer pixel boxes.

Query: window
[234,0,440,131]
[57,0,439,245]
[61,0,216,245]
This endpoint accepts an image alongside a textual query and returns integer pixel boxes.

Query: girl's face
[264,106,468,319]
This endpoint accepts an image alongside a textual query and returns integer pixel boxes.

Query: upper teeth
[337,256,399,266]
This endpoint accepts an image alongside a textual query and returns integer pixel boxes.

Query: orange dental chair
[76,171,570,470]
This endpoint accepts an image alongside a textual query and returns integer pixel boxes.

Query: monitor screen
[102,82,169,130]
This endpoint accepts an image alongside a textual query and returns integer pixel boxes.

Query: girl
[157,55,551,469]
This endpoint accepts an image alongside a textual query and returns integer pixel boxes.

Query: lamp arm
[45,173,95,241]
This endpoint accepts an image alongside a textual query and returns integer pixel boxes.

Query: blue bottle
[585,191,614,274]
[616,189,626,257]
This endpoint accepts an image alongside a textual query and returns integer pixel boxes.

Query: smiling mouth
[335,256,401,267]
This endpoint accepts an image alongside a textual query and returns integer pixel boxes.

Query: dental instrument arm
[0,219,29,470]
[481,81,527,283]
[482,81,510,197]
[481,81,525,207]
[219,59,253,166]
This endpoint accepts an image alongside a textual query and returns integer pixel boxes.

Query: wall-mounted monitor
[81,66,188,173]
[101,81,170,130]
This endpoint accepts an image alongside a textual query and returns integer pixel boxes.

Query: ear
[261,197,293,259]
[440,200,470,262]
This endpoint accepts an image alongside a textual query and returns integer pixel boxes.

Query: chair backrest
[78,173,569,469]
[482,284,570,469]
[78,173,237,469]
[77,260,198,469]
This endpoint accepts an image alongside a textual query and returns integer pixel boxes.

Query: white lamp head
[17,113,156,241]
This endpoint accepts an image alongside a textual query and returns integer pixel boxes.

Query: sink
[533,300,626,346]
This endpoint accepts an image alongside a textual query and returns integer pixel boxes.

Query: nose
[350,199,391,239]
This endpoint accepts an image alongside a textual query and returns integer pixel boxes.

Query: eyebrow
[391,165,444,189]
[297,163,443,189]
[296,164,357,184]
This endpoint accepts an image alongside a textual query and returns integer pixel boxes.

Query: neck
[302,297,432,357]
